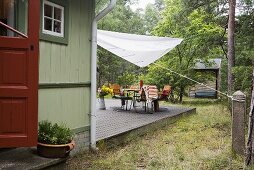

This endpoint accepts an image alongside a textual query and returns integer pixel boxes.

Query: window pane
[0,0,28,37]
[44,4,52,18]
[44,18,52,31]
[54,7,62,21]
[42,1,65,37]
[54,21,61,33]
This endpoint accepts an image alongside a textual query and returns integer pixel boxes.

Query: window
[0,0,28,37]
[40,0,69,44]
[43,0,64,37]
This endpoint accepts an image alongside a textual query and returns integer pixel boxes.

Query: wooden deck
[96,99,195,141]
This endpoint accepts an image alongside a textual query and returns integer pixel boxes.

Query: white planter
[99,96,106,110]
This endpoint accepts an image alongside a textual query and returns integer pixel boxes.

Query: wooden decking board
[96,99,194,141]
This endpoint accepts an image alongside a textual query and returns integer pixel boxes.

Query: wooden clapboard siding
[195,82,216,92]
[38,0,94,129]
[38,88,90,129]
[39,0,92,83]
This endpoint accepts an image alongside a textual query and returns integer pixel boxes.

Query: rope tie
[153,63,244,102]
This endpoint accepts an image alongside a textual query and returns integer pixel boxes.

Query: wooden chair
[129,85,139,90]
[110,84,121,96]
[158,85,171,100]
[111,84,132,110]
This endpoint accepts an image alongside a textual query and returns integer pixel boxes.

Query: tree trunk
[246,63,254,165]
[179,86,184,102]
[227,0,236,96]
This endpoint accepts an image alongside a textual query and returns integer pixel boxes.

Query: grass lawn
[66,99,252,170]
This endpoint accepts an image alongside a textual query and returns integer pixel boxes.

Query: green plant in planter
[37,120,75,158]
[38,120,73,145]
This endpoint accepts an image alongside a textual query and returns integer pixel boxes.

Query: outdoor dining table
[120,87,160,112]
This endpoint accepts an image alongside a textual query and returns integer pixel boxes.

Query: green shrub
[38,120,73,145]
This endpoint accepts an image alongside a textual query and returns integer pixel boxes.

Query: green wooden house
[39,0,94,154]
[0,0,106,154]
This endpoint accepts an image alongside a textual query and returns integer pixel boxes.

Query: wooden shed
[189,58,222,99]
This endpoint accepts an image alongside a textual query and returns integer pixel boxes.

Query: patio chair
[111,84,132,110]
[129,85,139,89]
[158,85,171,100]
[128,81,143,102]
[134,85,159,112]
[143,85,158,100]
[153,85,172,112]
[110,84,121,96]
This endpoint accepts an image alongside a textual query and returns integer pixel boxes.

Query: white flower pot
[99,96,106,110]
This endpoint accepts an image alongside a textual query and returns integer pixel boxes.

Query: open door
[0,0,40,147]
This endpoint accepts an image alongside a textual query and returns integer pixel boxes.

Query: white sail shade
[97,30,183,67]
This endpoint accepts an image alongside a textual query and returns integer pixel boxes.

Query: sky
[130,0,155,11]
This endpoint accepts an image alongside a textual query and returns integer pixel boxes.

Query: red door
[0,0,40,147]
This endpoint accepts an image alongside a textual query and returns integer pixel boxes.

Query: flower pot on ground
[37,141,75,158]
[37,120,75,158]
[98,85,113,110]
[99,96,106,110]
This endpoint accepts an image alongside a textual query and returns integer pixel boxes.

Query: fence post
[232,91,246,155]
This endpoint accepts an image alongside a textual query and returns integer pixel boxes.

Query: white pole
[90,0,116,150]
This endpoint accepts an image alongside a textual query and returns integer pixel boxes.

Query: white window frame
[42,0,64,37]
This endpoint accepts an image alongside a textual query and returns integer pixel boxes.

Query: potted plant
[98,85,113,110]
[37,120,75,158]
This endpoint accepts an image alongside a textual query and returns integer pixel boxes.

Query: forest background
[96,0,254,103]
